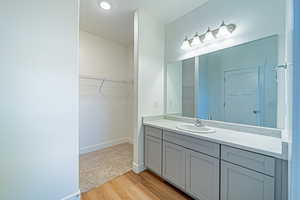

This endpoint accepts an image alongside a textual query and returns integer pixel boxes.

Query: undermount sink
[176,124,215,133]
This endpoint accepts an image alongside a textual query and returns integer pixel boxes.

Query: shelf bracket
[98,79,105,93]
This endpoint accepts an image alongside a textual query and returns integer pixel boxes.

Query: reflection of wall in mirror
[182,58,195,118]
[167,62,182,115]
[197,36,278,128]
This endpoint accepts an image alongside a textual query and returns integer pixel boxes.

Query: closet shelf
[79,74,133,93]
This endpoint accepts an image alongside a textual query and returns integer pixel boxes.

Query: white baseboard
[132,162,145,174]
[80,137,132,155]
[61,190,81,200]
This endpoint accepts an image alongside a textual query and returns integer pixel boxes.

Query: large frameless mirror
[166,35,278,128]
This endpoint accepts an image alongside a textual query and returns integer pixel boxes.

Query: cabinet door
[186,150,219,200]
[221,161,274,200]
[163,141,186,190]
[145,136,162,175]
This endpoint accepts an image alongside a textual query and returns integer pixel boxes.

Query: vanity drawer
[221,145,275,176]
[163,131,220,158]
[145,126,162,139]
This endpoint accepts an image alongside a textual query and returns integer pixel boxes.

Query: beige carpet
[79,143,133,193]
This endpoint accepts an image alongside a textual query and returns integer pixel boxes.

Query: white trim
[61,190,81,200]
[132,161,145,174]
[194,56,199,117]
[80,137,132,155]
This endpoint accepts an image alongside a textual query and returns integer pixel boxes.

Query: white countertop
[143,119,289,160]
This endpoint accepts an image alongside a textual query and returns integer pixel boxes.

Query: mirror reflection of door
[224,67,260,126]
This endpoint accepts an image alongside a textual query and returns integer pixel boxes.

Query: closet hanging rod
[79,74,132,84]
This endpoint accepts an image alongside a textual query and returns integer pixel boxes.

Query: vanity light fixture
[217,21,233,37]
[181,37,191,50]
[191,32,202,46]
[204,28,215,42]
[181,21,236,51]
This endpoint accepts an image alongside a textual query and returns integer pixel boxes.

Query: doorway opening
[78,0,134,193]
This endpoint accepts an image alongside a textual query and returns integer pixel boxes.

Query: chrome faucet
[195,119,203,127]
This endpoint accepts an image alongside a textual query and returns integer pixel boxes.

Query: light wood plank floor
[81,170,192,200]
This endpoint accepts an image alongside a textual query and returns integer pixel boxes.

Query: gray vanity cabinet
[162,130,220,200]
[221,161,274,200]
[145,135,162,176]
[162,141,186,190]
[186,150,219,200]
[144,125,287,200]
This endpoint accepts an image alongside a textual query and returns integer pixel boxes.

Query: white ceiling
[80,0,208,46]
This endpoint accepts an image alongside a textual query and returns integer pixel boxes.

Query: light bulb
[191,33,201,47]
[181,37,191,50]
[204,28,215,42]
[217,21,231,37]
[99,1,111,10]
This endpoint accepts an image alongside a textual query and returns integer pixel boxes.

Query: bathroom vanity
[143,117,288,200]
[148,8,290,200]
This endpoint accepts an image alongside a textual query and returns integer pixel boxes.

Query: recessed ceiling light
[99,1,111,10]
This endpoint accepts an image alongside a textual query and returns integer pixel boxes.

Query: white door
[224,67,260,126]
